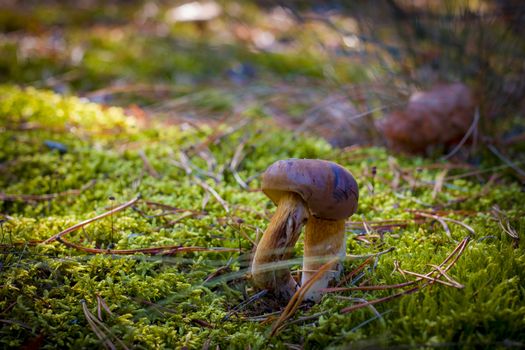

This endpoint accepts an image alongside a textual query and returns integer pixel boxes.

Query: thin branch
[442,108,480,160]
[487,144,525,179]
[334,237,470,312]
[193,177,230,213]
[56,237,238,255]
[336,256,374,287]
[427,264,464,288]
[340,286,421,314]
[396,267,463,288]
[416,212,453,241]
[42,196,141,244]
[138,150,161,179]
[229,136,250,190]
[270,258,339,337]
[81,300,129,350]
[0,180,96,202]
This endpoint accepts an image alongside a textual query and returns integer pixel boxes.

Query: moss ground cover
[0,85,524,349]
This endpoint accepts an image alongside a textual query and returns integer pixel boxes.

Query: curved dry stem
[251,193,308,301]
[302,216,346,302]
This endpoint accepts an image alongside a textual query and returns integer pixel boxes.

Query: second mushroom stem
[251,193,308,300]
[301,216,346,302]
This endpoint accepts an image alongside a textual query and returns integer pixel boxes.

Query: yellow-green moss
[1,85,524,349]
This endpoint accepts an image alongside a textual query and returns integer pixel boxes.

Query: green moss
[0,85,524,349]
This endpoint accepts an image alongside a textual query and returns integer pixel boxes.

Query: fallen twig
[332,237,470,313]
[336,256,374,287]
[491,206,519,247]
[415,211,476,237]
[229,136,250,190]
[42,196,141,244]
[56,237,238,255]
[223,290,268,321]
[416,212,453,241]
[442,108,479,160]
[270,258,339,337]
[0,180,96,202]
[340,285,421,314]
[138,150,161,179]
[193,177,230,213]
[395,265,463,288]
[82,300,129,350]
[487,144,525,179]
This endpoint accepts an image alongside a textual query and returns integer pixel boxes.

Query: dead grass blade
[42,196,141,244]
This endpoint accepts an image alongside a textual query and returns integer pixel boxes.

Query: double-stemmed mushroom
[251,159,358,302]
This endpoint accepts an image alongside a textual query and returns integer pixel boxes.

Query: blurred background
[0,0,524,160]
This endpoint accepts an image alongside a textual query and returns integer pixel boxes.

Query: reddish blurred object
[379,83,476,154]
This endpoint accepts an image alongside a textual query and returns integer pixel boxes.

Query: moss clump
[1,85,524,349]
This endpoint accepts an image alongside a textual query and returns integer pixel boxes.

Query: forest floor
[0,1,524,349]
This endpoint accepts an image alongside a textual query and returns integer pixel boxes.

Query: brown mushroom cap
[262,159,358,220]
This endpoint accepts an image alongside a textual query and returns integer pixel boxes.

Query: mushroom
[251,159,358,302]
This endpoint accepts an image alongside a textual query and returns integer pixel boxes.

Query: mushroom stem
[301,216,346,302]
[251,192,308,300]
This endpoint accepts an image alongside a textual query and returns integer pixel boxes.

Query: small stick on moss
[187,120,249,155]
[427,264,464,288]
[442,108,480,161]
[164,212,199,226]
[487,144,525,179]
[143,201,206,215]
[138,150,161,179]
[416,212,453,241]
[324,280,418,293]
[491,206,519,247]
[431,169,449,200]
[96,294,113,321]
[55,237,238,255]
[415,211,475,237]
[204,261,233,283]
[193,177,230,213]
[395,266,463,288]
[42,195,141,244]
[229,135,250,190]
[0,179,96,202]
[176,150,221,182]
[270,257,339,337]
[326,237,470,295]
[336,256,374,287]
[338,237,470,314]
[340,285,422,314]
[222,289,268,321]
[81,300,129,350]
[0,318,33,331]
